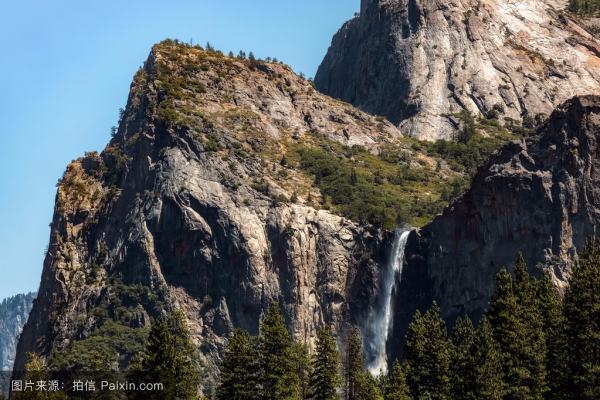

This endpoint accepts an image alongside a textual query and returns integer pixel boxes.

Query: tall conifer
[450,316,476,399]
[562,241,600,399]
[404,303,451,400]
[259,302,302,400]
[346,328,365,400]
[132,310,200,399]
[384,361,411,400]
[216,329,261,400]
[310,327,342,400]
[472,317,505,400]
[488,256,547,400]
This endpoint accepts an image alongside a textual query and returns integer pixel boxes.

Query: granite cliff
[14,41,467,381]
[0,293,35,371]
[14,37,600,384]
[316,0,600,140]
[392,96,600,357]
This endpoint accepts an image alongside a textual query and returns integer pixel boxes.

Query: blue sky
[0,0,360,299]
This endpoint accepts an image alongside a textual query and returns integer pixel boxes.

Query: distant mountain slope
[0,292,35,370]
[316,0,600,140]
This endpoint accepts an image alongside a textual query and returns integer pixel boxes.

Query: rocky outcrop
[16,36,600,381]
[0,293,35,370]
[14,42,403,378]
[391,95,600,356]
[316,0,600,140]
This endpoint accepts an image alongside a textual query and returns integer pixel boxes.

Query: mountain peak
[316,0,600,140]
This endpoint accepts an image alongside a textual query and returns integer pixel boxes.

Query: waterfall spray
[364,228,411,375]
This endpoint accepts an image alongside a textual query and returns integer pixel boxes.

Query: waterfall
[364,228,411,376]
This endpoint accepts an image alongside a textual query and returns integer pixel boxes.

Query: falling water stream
[364,228,411,375]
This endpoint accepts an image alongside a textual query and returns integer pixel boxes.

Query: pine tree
[131,310,200,399]
[384,361,411,400]
[345,328,383,400]
[569,0,600,14]
[291,342,312,400]
[216,329,261,400]
[471,317,505,400]
[259,302,301,400]
[310,327,342,400]
[562,240,600,400]
[404,303,451,400]
[487,257,547,400]
[535,274,567,399]
[355,372,383,400]
[350,168,358,186]
[513,255,547,399]
[450,316,476,400]
[346,328,364,400]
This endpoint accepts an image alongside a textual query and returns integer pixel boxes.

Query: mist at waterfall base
[363,229,411,376]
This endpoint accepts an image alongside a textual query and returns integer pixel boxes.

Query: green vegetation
[216,329,261,400]
[404,304,451,400]
[49,320,149,372]
[129,310,201,399]
[259,303,303,400]
[415,112,518,177]
[562,241,600,399]
[345,329,382,400]
[570,0,600,14]
[14,354,68,400]
[384,361,411,400]
[284,135,452,228]
[487,256,547,399]
[310,328,342,400]
[215,239,599,400]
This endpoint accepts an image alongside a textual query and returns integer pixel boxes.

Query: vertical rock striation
[14,42,402,376]
[391,95,600,357]
[0,293,36,371]
[316,0,600,140]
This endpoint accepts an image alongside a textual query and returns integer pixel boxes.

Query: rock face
[316,0,600,140]
[0,293,35,370]
[15,37,600,381]
[391,96,600,356]
[14,42,402,377]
